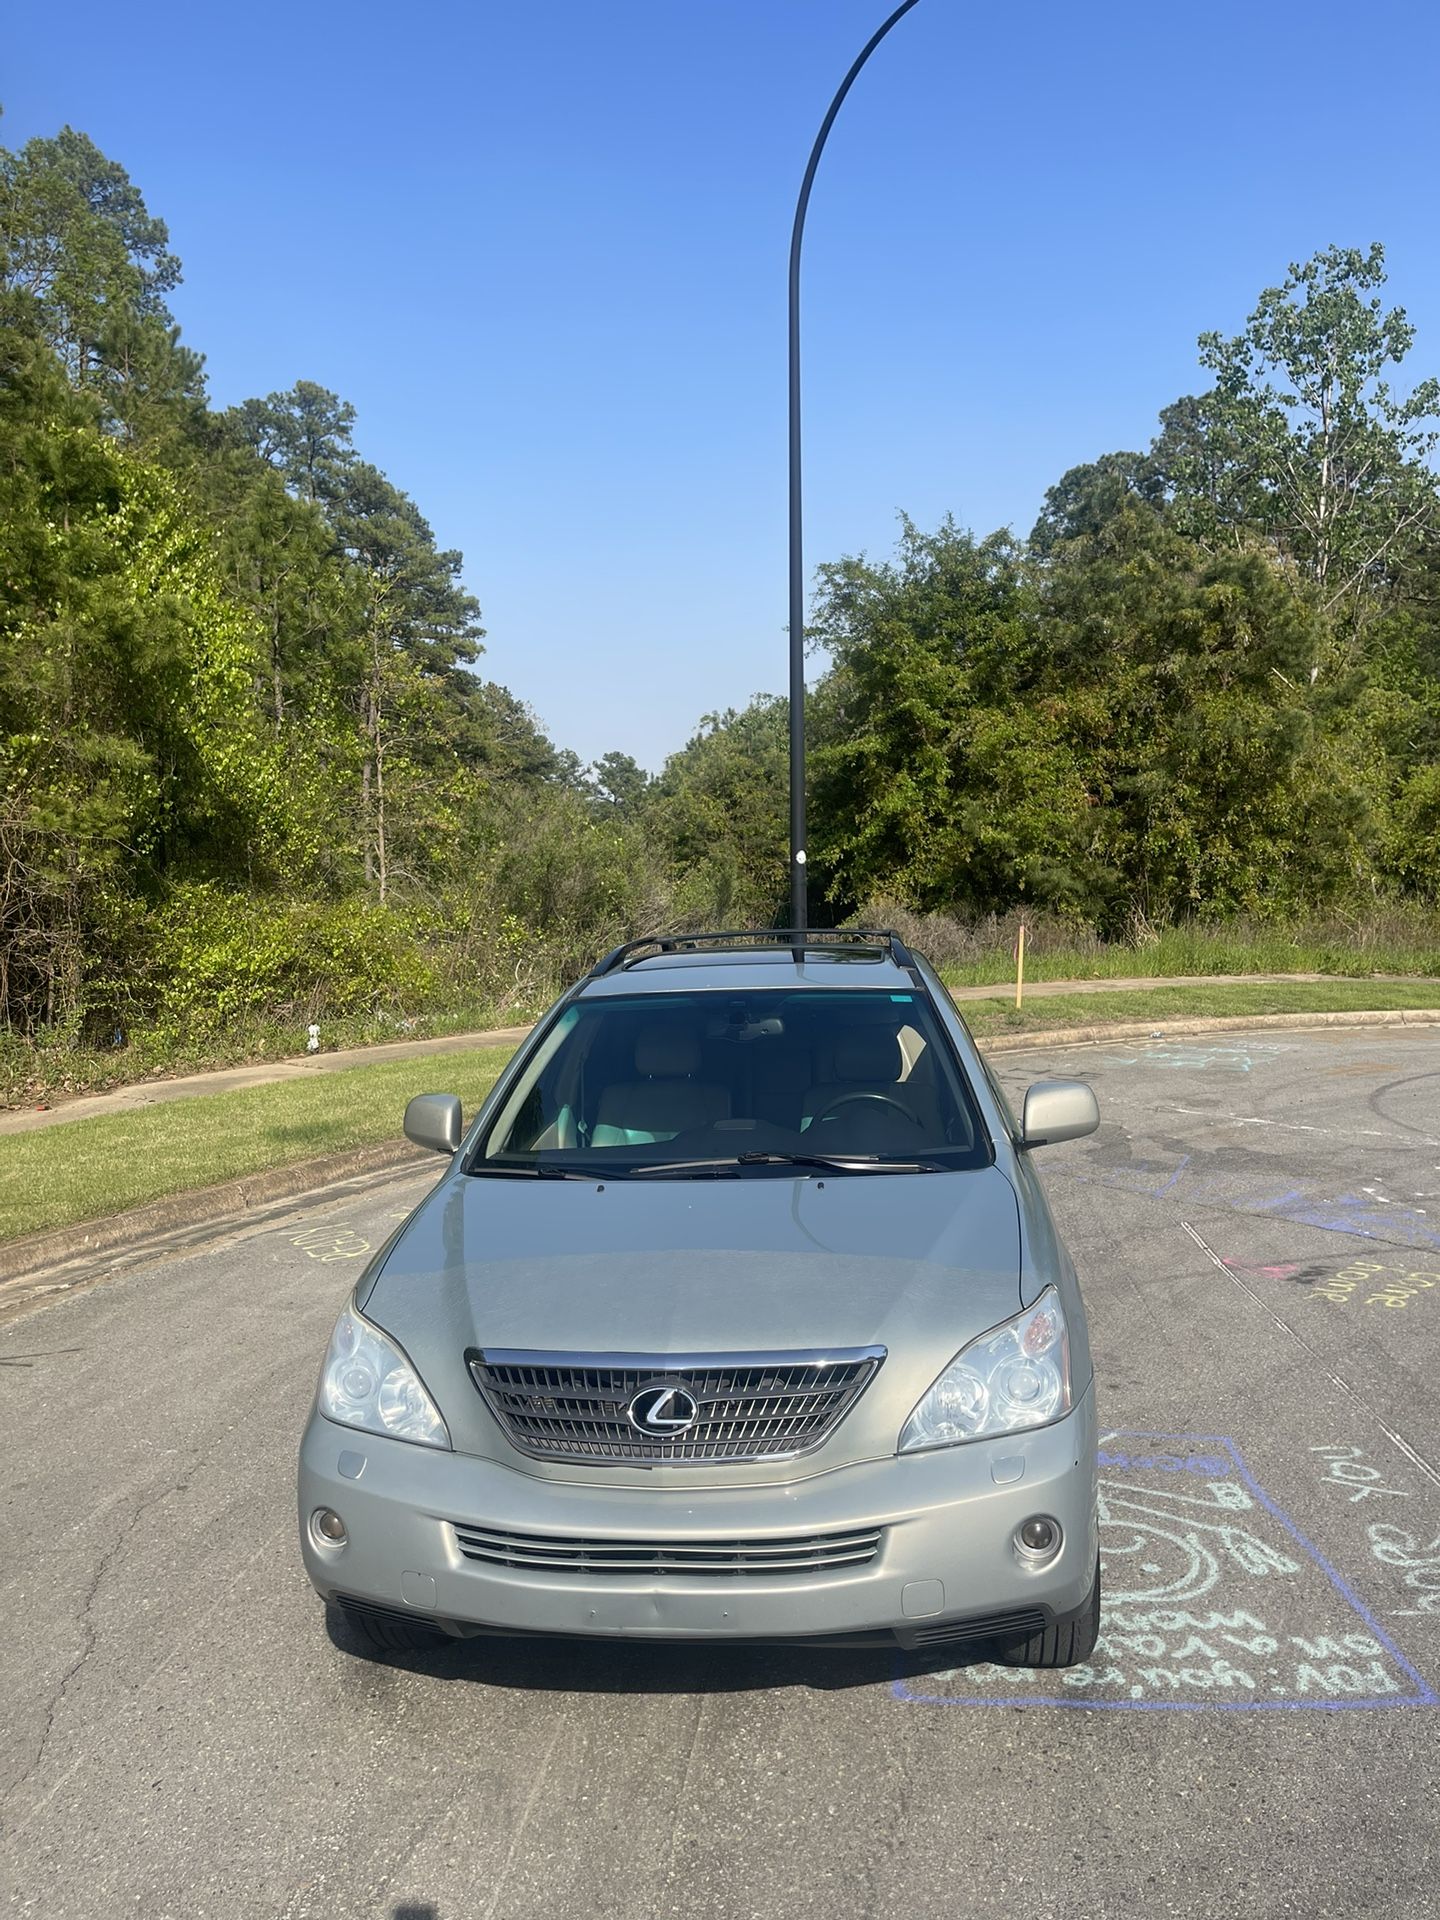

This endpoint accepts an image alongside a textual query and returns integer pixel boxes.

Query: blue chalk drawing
[895,1431,1438,1711]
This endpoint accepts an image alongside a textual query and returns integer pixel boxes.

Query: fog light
[1015,1515,1061,1562]
[311,1508,348,1549]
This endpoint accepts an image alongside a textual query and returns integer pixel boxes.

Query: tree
[588,750,651,815]
[808,519,1052,915]
[0,126,203,440]
[449,680,578,788]
[1036,504,1376,917]
[0,330,299,1030]
[806,497,1386,927]
[228,381,357,508]
[1182,244,1440,609]
[330,461,484,897]
[1146,392,1254,551]
[1030,451,1161,554]
[649,698,789,926]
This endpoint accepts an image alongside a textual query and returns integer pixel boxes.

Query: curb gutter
[976,1006,1440,1052]
[0,1138,429,1289]
[4,1005,1439,1294]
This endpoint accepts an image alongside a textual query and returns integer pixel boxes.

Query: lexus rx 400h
[298,929,1102,1667]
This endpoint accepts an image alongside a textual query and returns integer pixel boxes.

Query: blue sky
[8,0,1440,770]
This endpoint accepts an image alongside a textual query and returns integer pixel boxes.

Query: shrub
[140,883,435,1032]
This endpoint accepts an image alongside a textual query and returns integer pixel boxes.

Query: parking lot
[4,1024,1440,1919]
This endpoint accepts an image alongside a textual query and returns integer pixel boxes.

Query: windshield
[475,988,991,1177]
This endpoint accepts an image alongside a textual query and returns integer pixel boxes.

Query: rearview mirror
[404,1093,463,1155]
[1019,1079,1099,1149]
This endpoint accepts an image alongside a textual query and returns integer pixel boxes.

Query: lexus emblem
[626,1384,699,1437]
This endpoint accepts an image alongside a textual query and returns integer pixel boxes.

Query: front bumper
[298,1388,1098,1646]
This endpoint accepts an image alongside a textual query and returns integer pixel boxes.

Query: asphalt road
[5,1025,1440,1919]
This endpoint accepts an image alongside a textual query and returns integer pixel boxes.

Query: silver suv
[298,930,1102,1667]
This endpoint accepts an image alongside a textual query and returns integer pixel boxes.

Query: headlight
[318,1301,450,1449]
[898,1287,1071,1452]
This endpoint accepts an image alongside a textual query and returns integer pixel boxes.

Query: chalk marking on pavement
[1156,1154,1192,1194]
[1180,1219,1440,1492]
[0,1164,437,1330]
[1100,1043,1278,1074]
[1161,1103,1440,1149]
[1306,1257,1440,1311]
[896,1431,1437,1710]
[286,1225,371,1262]
[1311,1445,1410,1502]
[1312,1448,1440,1618]
[1054,1157,1440,1253]
[1368,1522,1440,1617]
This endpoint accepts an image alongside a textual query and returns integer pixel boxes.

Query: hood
[362,1168,1022,1480]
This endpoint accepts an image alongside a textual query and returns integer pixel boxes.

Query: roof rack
[588,926,922,980]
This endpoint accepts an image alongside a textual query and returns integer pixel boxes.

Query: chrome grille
[452,1520,883,1576]
[466,1346,884,1465]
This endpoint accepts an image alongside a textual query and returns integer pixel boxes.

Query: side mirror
[404,1093,463,1156]
[1019,1079,1099,1150]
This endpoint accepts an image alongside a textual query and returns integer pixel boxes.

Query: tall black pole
[788,0,923,932]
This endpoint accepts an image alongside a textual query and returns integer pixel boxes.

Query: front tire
[996,1556,1101,1669]
[331,1600,449,1656]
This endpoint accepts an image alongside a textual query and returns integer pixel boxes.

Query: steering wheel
[811,1090,922,1128]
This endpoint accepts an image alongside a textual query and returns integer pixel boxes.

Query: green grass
[960,979,1440,1039]
[0,1044,515,1242]
[937,921,1440,988]
[858,901,1440,987]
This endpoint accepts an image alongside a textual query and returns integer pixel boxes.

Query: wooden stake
[1015,922,1026,1010]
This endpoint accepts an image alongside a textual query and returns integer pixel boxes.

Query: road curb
[0,1138,430,1287]
[5,1005,1439,1290]
[976,1006,1440,1052]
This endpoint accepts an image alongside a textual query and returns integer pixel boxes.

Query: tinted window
[476,989,990,1175]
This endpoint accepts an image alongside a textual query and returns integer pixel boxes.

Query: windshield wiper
[467,1161,597,1180]
[737,1151,947,1173]
[624,1158,744,1177]
[627,1152,946,1177]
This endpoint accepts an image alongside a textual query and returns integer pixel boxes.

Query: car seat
[800,1029,942,1135]
[590,1030,731,1146]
